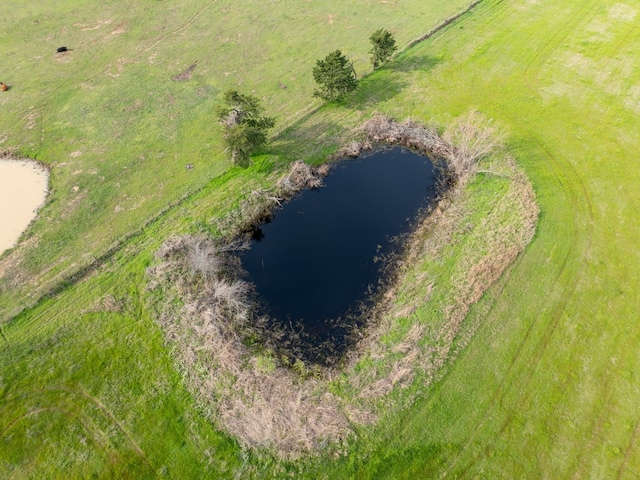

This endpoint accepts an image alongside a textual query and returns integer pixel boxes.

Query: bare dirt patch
[624,84,640,114]
[173,62,198,82]
[609,3,637,21]
[0,154,49,255]
[73,19,113,31]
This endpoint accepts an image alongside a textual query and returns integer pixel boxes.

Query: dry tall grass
[215,160,328,240]
[149,233,357,458]
[442,110,505,184]
[348,112,503,186]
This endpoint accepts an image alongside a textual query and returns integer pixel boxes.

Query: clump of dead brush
[215,160,329,240]
[441,110,505,185]
[347,111,504,186]
[149,235,253,331]
[148,234,362,458]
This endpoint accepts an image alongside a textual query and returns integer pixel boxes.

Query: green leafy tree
[216,89,275,165]
[369,28,397,69]
[312,50,358,102]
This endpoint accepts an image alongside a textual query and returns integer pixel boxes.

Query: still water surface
[241,147,440,354]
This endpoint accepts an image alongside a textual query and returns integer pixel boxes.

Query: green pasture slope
[1,0,639,478]
[310,0,640,478]
[0,0,469,320]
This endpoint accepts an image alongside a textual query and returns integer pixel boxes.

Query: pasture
[1,0,639,478]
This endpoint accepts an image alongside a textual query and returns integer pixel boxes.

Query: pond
[240,147,442,362]
[0,159,49,255]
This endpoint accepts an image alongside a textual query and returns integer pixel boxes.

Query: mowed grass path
[304,0,640,477]
[1,0,640,478]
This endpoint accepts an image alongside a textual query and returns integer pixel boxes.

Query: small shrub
[441,110,505,184]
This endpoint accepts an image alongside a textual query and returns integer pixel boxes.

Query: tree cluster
[312,28,397,102]
[217,28,398,164]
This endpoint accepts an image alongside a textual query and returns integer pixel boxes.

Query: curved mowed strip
[1,0,639,478]
[311,0,640,477]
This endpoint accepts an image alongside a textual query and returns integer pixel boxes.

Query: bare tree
[441,110,505,184]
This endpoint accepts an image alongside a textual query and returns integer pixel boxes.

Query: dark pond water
[241,147,441,362]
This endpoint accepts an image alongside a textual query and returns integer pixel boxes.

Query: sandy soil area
[0,159,49,254]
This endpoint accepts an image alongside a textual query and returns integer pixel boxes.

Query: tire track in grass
[447,129,590,479]
[76,388,153,470]
[2,171,254,378]
[437,9,598,480]
[617,417,640,480]
[0,407,72,438]
[0,388,152,474]
[566,19,640,479]
[79,0,219,88]
[522,0,600,93]
[599,82,640,480]
[530,13,640,478]
[1,167,236,333]
[477,0,598,460]
[459,97,596,475]
[0,402,113,461]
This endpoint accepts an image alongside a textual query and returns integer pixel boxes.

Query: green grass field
[1,0,640,477]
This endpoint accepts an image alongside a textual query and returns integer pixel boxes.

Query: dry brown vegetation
[148,114,538,458]
[215,160,329,240]
[341,112,504,186]
[441,111,506,184]
[148,234,358,457]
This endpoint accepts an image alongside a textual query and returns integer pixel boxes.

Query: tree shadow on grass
[269,73,410,161]
[345,71,410,112]
[267,54,440,162]
[268,120,342,162]
[344,54,441,111]
[390,53,441,73]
